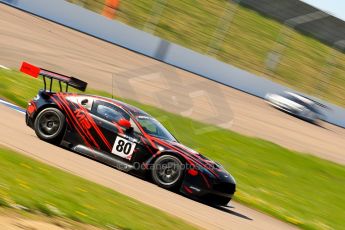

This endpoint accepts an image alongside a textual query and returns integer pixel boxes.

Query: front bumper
[180,170,236,204]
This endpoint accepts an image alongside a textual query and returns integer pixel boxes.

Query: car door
[90,100,150,162]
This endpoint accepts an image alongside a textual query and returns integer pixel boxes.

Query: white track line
[0,65,10,70]
[0,99,25,114]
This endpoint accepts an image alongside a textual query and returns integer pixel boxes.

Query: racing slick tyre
[34,108,66,144]
[151,155,184,190]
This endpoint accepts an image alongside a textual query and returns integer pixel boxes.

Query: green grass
[0,145,197,230]
[68,0,345,107]
[2,69,345,230]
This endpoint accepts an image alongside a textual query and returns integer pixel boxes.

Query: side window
[92,100,143,135]
[97,105,123,122]
[92,101,130,123]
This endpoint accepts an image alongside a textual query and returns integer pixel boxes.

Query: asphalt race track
[1,4,345,165]
[0,3,343,229]
[0,104,297,229]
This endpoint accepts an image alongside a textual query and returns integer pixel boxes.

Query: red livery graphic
[74,109,92,129]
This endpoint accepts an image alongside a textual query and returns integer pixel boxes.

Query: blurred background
[68,0,345,107]
[1,1,345,229]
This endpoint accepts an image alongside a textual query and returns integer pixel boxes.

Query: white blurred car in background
[265,91,327,123]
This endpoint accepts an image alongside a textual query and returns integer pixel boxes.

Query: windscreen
[136,116,176,142]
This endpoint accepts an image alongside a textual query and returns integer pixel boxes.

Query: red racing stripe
[54,94,93,148]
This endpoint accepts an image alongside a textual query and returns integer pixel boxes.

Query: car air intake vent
[213,182,236,194]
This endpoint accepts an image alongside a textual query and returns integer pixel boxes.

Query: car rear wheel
[151,155,184,190]
[34,108,66,144]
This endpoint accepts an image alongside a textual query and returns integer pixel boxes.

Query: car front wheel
[151,155,184,190]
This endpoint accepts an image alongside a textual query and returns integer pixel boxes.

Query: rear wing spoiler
[20,62,87,92]
[295,92,330,110]
[312,100,330,110]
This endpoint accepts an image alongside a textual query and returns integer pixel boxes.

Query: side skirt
[73,145,134,172]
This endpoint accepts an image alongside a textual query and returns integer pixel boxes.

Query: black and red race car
[22,62,236,206]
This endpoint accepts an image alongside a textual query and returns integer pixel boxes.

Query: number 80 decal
[111,136,136,160]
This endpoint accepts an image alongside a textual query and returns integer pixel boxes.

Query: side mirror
[118,118,131,130]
